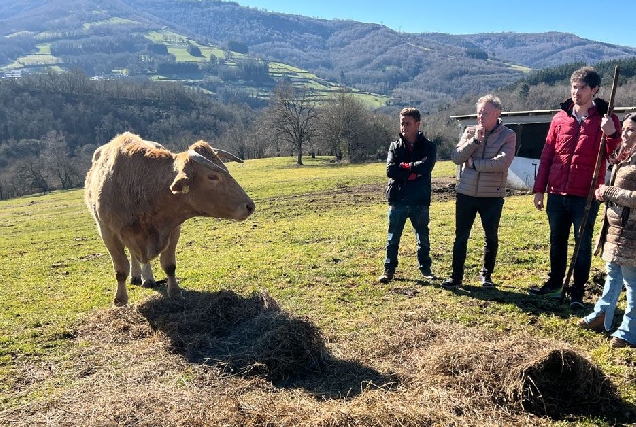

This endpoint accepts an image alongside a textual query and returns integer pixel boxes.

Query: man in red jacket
[529,67,621,308]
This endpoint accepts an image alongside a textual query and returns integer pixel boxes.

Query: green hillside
[2,20,389,109]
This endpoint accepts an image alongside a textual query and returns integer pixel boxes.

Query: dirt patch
[262,177,460,213]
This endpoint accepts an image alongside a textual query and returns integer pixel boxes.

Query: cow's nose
[246,201,255,215]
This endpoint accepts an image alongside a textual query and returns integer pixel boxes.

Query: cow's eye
[208,174,219,181]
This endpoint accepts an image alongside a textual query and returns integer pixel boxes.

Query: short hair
[400,107,421,122]
[624,112,636,123]
[570,66,601,89]
[476,94,502,111]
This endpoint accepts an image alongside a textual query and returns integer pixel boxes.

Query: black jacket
[385,131,437,205]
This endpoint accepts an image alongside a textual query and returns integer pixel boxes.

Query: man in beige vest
[441,94,516,289]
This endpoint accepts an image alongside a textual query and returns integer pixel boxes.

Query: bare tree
[263,83,317,165]
[315,90,394,162]
[41,131,83,189]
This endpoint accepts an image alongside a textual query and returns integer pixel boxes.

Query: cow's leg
[141,262,157,288]
[131,256,156,287]
[160,226,181,297]
[130,256,142,285]
[99,228,129,306]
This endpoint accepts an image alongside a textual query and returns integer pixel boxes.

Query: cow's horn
[187,150,227,172]
[214,148,244,163]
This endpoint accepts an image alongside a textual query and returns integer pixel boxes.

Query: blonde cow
[85,132,255,306]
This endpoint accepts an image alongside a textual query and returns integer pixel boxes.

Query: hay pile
[506,348,618,417]
[401,326,623,419]
[1,290,633,426]
[134,289,328,381]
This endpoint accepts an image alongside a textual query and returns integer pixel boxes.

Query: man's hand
[601,116,617,136]
[466,156,474,169]
[475,124,485,143]
[534,192,545,210]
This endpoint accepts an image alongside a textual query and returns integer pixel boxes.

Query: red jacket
[532,98,621,197]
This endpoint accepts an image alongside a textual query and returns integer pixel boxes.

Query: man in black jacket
[379,107,437,283]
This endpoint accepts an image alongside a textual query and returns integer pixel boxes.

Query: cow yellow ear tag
[182,185,190,194]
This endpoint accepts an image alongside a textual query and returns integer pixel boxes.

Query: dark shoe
[577,312,605,333]
[569,287,584,309]
[481,275,496,288]
[378,270,394,284]
[420,269,437,281]
[528,282,562,298]
[441,277,461,289]
[610,337,636,348]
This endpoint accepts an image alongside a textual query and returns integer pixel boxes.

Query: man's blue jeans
[383,204,431,273]
[585,261,636,345]
[545,193,599,290]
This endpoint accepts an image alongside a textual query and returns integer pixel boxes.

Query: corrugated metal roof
[450,106,636,125]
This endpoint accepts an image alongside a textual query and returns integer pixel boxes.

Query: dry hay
[402,326,626,421]
[506,348,619,417]
[2,290,634,426]
[77,288,329,383]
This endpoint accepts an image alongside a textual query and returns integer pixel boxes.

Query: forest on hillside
[0,71,396,199]
[3,0,636,114]
[3,59,636,200]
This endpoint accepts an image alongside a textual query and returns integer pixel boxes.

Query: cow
[84,132,255,306]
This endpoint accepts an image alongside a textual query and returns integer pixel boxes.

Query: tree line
[0,72,394,199]
[3,59,636,200]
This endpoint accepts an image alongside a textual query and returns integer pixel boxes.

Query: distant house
[450,107,636,190]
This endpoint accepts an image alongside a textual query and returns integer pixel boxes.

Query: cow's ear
[170,173,190,194]
[171,155,192,194]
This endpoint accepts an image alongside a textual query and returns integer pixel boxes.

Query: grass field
[0,157,635,426]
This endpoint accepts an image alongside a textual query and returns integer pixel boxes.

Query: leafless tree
[315,90,394,162]
[41,131,83,189]
[263,82,317,165]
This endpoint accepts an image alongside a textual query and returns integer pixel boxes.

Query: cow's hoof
[113,297,128,307]
[130,276,142,286]
[167,286,181,298]
[142,280,157,288]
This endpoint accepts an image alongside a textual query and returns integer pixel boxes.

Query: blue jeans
[545,193,599,290]
[451,194,504,281]
[383,204,431,272]
[585,262,636,345]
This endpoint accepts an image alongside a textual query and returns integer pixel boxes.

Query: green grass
[82,17,139,30]
[1,157,634,423]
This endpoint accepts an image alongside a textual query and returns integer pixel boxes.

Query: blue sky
[236,0,635,48]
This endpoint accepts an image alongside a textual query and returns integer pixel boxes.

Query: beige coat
[599,152,636,267]
[451,122,516,198]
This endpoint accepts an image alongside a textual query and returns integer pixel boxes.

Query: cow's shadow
[137,287,397,399]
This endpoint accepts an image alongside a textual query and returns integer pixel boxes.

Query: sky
[236,0,635,48]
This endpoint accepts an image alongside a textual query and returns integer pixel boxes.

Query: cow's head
[170,141,255,221]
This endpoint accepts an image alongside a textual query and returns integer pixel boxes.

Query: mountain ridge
[2,0,636,111]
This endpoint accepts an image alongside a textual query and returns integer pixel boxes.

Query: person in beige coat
[442,94,516,288]
[578,112,636,348]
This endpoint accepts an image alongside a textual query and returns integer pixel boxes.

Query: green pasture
[145,30,226,60]
[83,17,139,30]
[1,157,634,422]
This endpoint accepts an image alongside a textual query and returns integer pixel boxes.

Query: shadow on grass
[435,282,588,319]
[444,268,611,319]
[136,287,398,399]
